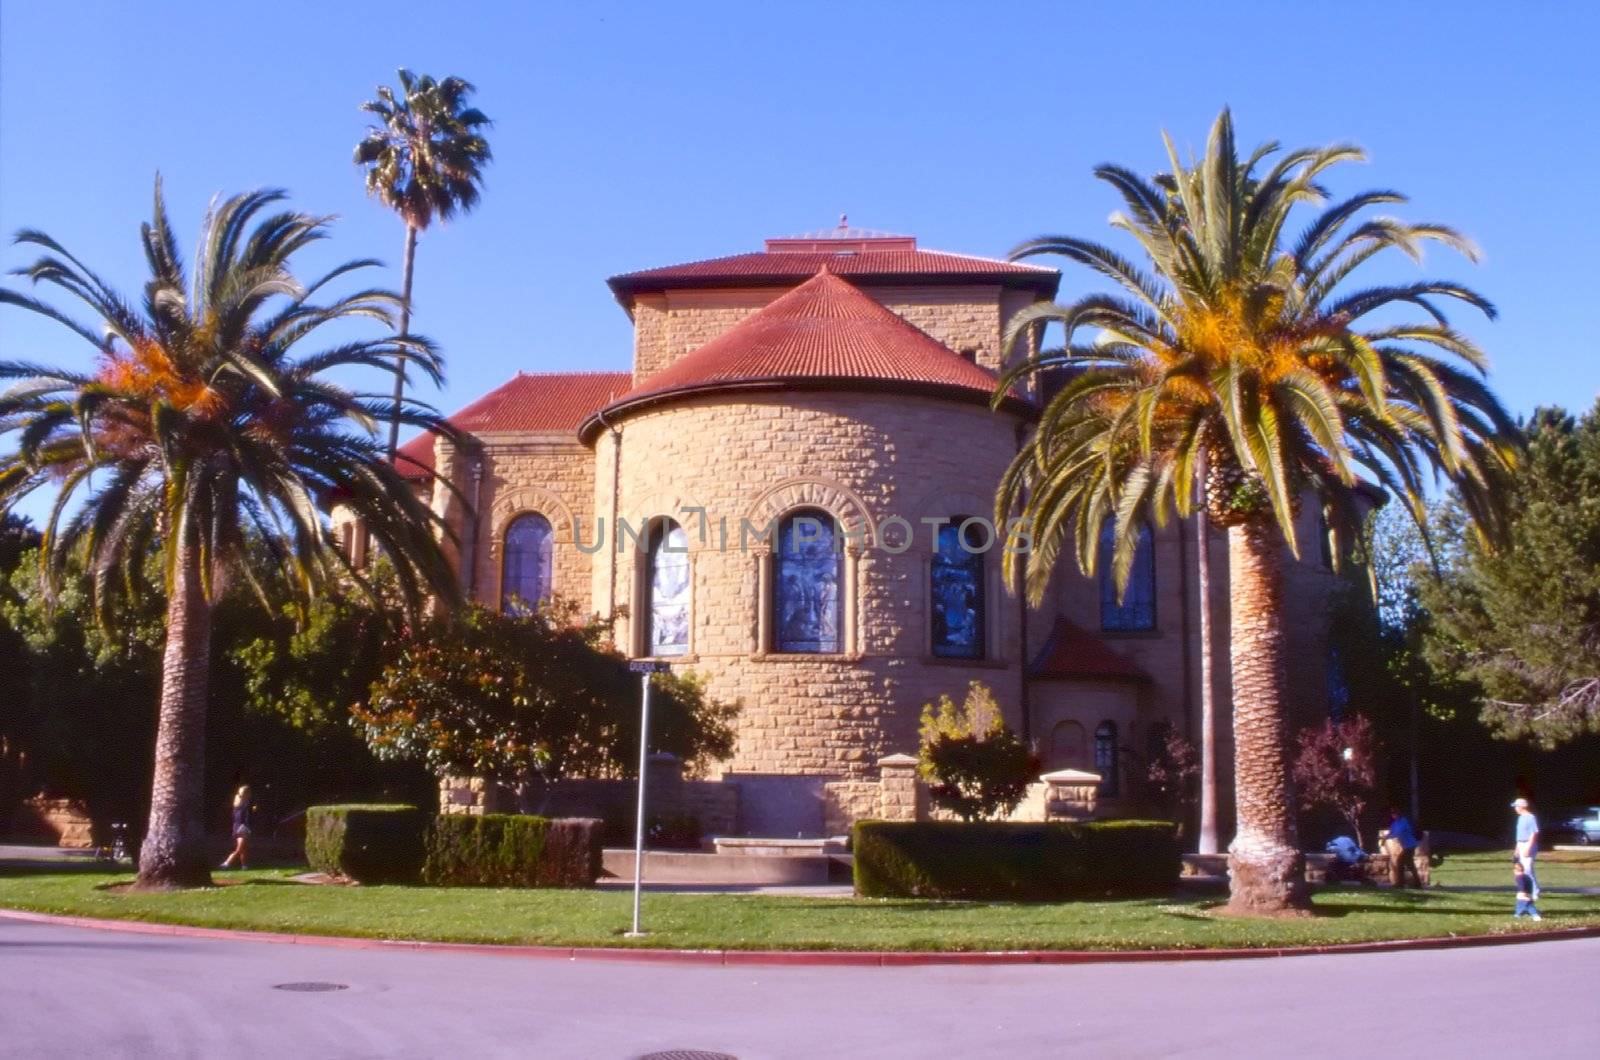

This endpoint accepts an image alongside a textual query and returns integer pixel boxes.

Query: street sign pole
[625,660,668,938]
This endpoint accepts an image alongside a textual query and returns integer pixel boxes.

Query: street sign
[629,660,670,674]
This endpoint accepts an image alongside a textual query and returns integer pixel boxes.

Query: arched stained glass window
[931,519,985,659]
[647,520,690,657]
[1099,521,1156,632]
[774,509,842,653]
[501,513,553,614]
[1095,720,1120,796]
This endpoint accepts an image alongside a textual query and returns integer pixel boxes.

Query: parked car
[1547,807,1600,845]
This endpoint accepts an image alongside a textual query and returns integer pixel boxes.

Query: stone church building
[377,222,1349,837]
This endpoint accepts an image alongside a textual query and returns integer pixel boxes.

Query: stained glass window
[501,513,553,614]
[774,510,842,653]
[1099,521,1156,632]
[931,520,985,659]
[647,520,690,657]
[1095,721,1119,796]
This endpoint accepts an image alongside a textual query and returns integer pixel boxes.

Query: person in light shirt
[1511,796,1540,908]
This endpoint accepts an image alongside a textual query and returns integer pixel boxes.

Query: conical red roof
[580,270,1027,439]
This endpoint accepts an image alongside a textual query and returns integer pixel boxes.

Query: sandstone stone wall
[437,432,601,610]
[604,390,1037,779]
[630,284,1042,383]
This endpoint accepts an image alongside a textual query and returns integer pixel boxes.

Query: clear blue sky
[2,1,1596,521]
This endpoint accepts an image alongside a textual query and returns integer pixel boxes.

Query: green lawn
[0,851,1595,952]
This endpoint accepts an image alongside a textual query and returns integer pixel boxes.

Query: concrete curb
[4,906,1599,966]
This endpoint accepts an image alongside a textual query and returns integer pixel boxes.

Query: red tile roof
[1030,616,1149,683]
[396,371,631,480]
[608,232,1058,306]
[580,270,1029,440]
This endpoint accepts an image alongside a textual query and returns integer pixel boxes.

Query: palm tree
[354,68,492,457]
[0,180,460,888]
[995,109,1518,913]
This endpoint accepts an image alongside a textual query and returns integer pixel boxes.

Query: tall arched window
[773,509,842,653]
[1049,720,1087,772]
[501,512,553,614]
[1099,521,1156,632]
[646,519,690,657]
[931,519,985,659]
[1095,720,1120,796]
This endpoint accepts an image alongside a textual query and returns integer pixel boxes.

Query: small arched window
[1049,720,1087,772]
[1099,521,1156,632]
[501,512,553,614]
[1095,720,1120,796]
[931,519,986,659]
[646,519,690,657]
[773,509,842,653]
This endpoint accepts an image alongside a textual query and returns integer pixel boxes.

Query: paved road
[2,919,1597,1059]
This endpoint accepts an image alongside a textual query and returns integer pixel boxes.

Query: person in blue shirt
[1385,808,1422,888]
[1512,797,1540,905]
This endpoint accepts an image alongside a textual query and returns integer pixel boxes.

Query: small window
[646,520,690,658]
[931,519,985,659]
[773,509,842,653]
[501,512,553,614]
[1099,521,1156,632]
[1095,721,1120,796]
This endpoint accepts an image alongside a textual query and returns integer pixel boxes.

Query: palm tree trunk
[135,537,214,889]
[1195,500,1219,855]
[1225,517,1309,913]
[385,223,419,458]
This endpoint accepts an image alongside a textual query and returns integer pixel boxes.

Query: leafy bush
[852,820,1181,900]
[304,804,428,884]
[356,602,738,784]
[918,682,1038,821]
[422,814,601,887]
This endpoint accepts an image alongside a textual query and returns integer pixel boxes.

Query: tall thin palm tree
[0,180,460,888]
[995,109,1518,913]
[354,68,492,457]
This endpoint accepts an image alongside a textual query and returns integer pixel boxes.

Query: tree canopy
[1421,403,1600,746]
[355,602,739,785]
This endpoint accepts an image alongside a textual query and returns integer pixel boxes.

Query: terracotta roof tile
[1030,616,1149,682]
[609,237,1058,303]
[397,371,631,480]
[581,271,1027,439]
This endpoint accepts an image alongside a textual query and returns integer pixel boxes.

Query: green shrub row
[304,805,600,887]
[305,804,429,884]
[424,814,601,887]
[852,820,1181,900]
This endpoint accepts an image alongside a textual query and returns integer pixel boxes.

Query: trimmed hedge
[422,814,602,887]
[852,820,1181,900]
[304,804,428,884]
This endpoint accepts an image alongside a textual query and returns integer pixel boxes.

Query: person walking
[1384,807,1423,888]
[1512,796,1540,904]
[1513,854,1541,920]
[220,785,253,870]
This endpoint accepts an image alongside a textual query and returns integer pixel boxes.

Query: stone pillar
[877,753,925,822]
[430,432,472,578]
[1041,768,1102,821]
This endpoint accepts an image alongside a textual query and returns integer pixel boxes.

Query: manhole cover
[638,1052,738,1060]
[272,981,349,992]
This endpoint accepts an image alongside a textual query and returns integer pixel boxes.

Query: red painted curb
[3,907,1597,967]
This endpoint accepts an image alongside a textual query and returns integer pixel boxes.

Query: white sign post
[625,660,669,938]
